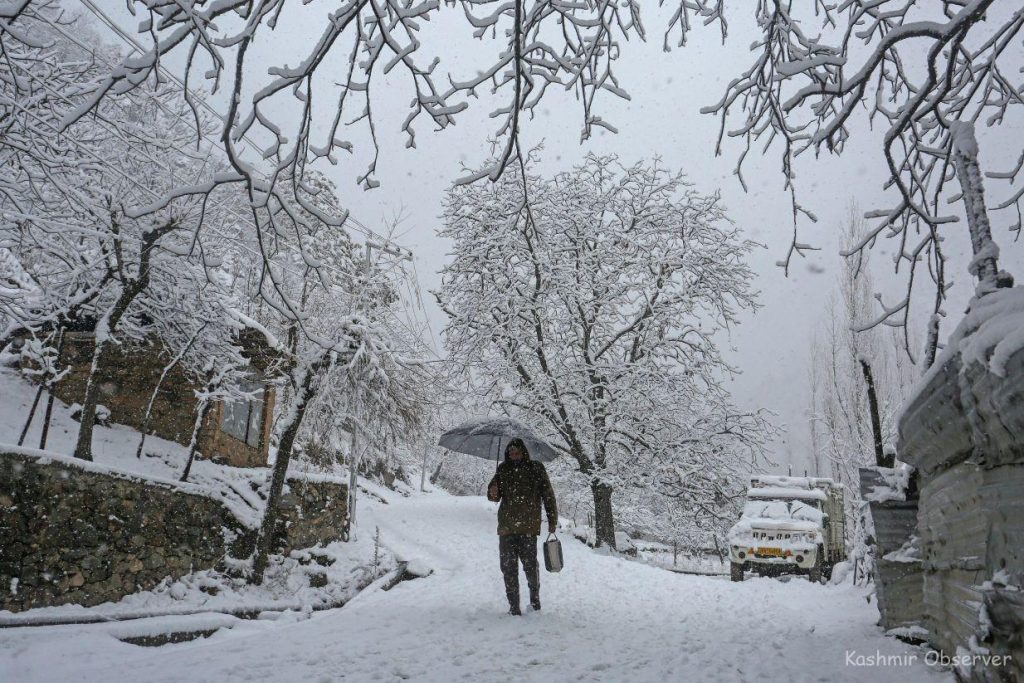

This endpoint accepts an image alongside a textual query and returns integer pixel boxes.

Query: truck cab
[727,475,846,583]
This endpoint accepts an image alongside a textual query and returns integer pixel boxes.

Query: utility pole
[365,240,413,269]
[348,424,360,541]
[420,442,429,492]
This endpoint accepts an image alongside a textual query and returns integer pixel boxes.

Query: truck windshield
[741,498,823,523]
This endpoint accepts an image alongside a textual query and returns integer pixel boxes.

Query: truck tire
[730,562,744,582]
[809,549,823,583]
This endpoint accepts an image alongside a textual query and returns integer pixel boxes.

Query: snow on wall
[897,298,1024,681]
[858,468,924,634]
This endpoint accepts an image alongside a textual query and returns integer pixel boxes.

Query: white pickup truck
[727,475,846,583]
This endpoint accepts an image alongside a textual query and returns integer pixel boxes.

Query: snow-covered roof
[747,486,827,501]
[750,475,836,489]
[909,285,1024,404]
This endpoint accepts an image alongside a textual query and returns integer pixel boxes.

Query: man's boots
[505,582,521,616]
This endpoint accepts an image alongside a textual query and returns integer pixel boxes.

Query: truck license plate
[757,547,783,557]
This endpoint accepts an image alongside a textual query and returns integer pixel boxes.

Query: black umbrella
[438,417,559,464]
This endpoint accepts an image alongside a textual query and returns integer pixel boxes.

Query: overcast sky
[91,1,1024,475]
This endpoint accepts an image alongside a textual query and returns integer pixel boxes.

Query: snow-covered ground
[0,365,398,620]
[1,486,949,682]
[1,366,947,681]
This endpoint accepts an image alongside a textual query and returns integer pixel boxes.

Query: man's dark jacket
[487,454,557,536]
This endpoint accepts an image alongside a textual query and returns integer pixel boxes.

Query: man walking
[486,438,558,615]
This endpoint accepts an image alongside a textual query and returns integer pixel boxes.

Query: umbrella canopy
[438,417,559,463]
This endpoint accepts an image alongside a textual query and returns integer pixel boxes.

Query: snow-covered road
[1,491,947,682]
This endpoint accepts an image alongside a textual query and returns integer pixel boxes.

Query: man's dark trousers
[499,534,539,607]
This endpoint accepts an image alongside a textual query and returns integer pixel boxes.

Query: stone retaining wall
[0,450,250,612]
[279,476,350,550]
[0,450,348,613]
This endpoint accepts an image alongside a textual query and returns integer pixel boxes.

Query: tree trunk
[72,336,113,461]
[951,121,1012,290]
[180,394,214,482]
[858,359,890,468]
[38,389,57,451]
[429,459,444,485]
[419,442,428,492]
[72,221,176,461]
[922,314,941,370]
[252,357,327,583]
[39,330,66,451]
[138,326,204,459]
[590,479,616,549]
[17,382,44,447]
[348,425,360,541]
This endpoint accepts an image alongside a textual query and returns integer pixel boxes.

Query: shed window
[221,380,264,447]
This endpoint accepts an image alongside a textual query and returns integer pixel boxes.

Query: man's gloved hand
[548,521,557,534]
[487,484,499,501]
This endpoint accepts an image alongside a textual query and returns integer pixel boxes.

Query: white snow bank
[883,536,922,564]
[106,613,240,640]
[862,464,915,503]
[886,624,929,641]
[830,560,852,585]
[2,444,215,496]
[0,524,398,627]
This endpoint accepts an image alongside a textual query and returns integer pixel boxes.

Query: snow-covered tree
[437,154,769,548]
[0,5,245,460]
[1,6,432,586]
[22,2,1022,359]
[809,210,919,482]
[57,0,644,194]
[807,209,920,577]
[220,173,432,580]
[682,1,1022,355]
